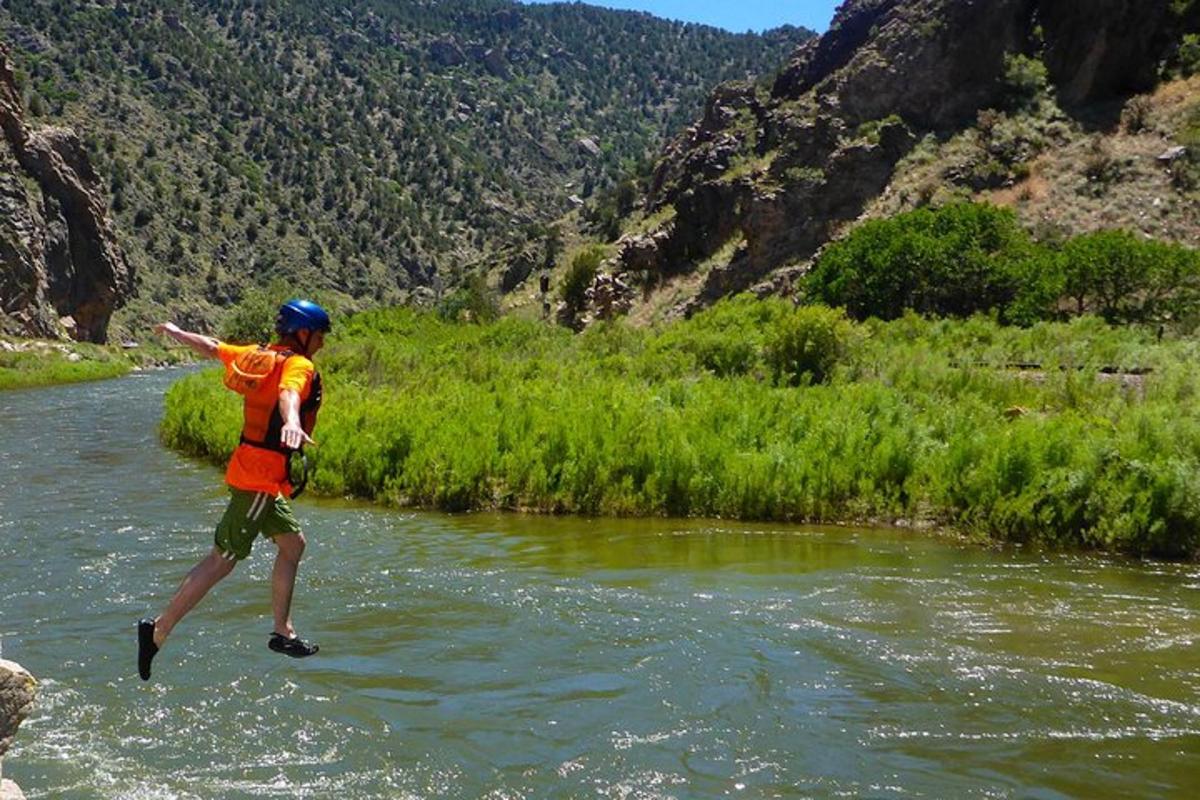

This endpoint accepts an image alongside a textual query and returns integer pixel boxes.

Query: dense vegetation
[0,339,182,389]
[0,0,808,334]
[807,203,1200,326]
[162,297,1200,559]
[0,349,126,389]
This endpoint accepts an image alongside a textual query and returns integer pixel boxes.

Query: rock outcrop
[1040,0,1168,106]
[0,44,132,343]
[616,0,1195,316]
[0,660,36,800]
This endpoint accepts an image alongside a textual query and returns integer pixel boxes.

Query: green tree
[560,245,606,314]
[805,203,1033,321]
[1061,231,1200,323]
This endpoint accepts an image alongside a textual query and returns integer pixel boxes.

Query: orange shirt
[217,343,315,497]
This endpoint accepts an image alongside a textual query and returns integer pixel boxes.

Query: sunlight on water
[1,371,1198,798]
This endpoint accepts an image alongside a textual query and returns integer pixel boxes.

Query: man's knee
[206,548,239,576]
[275,532,306,561]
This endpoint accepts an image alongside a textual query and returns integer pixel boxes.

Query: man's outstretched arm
[278,389,315,450]
[154,322,220,359]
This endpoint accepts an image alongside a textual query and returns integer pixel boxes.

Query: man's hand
[278,389,315,450]
[280,421,315,451]
[153,322,219,358]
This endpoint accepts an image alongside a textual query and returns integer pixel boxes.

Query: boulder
[0,659,36,800]
[500,249,536,293]
[1158,146,1188,163]
[428,38,466,67]
[0,660,36,756]
[576,137,602,158]
[481,49,509,80]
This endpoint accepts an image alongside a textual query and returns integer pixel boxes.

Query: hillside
[0,0,811,338]
[570,0,1200,325]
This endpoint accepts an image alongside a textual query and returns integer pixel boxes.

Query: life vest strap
[238,434,293,455]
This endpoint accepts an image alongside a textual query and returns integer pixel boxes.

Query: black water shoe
[269,632,319,658]
[137,618,159,681]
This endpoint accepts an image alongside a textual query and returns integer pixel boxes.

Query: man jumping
[138,299,330,681]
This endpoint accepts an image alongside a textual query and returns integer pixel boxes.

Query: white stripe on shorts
[247,492,268,521]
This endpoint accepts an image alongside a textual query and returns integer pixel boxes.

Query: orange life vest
[233,347,323,453]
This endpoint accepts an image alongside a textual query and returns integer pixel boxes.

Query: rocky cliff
[0,44,132,343]
[611,0,1199,318]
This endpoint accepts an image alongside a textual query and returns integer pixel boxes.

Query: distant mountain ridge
[0,0,812,337]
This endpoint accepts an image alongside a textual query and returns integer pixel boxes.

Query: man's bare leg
[270,532,306,638]
[139,547,237,680]
[267,532,318,656]
[154,547,238,647]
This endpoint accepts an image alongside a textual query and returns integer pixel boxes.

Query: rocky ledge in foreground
[0,659,36,800]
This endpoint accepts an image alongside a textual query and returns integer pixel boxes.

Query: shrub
[1179,33,1200,78]
[219,282,294,343]
[806,204,1200,327]
[161,300,1200,558]
[437,273,501,324]
[219,281,344,343]
[559,245,606,314]
[1082,136,1122,187]
[1006,248,1067,325]
[649,294,789,377]
[1121,95,1153,133]
[765,305,856,385]
[1001,53,1049,110]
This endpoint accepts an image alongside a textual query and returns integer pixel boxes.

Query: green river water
[0,369,1198,798]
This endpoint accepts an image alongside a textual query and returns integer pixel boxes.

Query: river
[1,368,1198,798]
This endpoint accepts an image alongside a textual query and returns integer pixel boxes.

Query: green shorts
[214,489,302,561]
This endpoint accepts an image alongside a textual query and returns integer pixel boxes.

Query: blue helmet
[275,299,331,336]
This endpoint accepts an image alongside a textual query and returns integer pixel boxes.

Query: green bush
[1002,53,1050,110]
[559,245,607,313]
[648,294,787,377]
[218,282,295,343]
[219,282,346,343]
[765,305,856,385]
[1178,33,1200,78]
[807,203,1200,326]
[437,273,501,324]
[1060,230,1200,323]
[805,202,1032,320]
[0,345,130,390]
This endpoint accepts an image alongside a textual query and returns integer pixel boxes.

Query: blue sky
[518,1,841,34]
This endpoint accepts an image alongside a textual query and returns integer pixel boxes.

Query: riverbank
[0,336,182,391]
[160,298,1200,559]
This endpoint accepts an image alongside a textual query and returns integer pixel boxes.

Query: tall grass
[161,297,1200,558]
[0,344,131,390]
